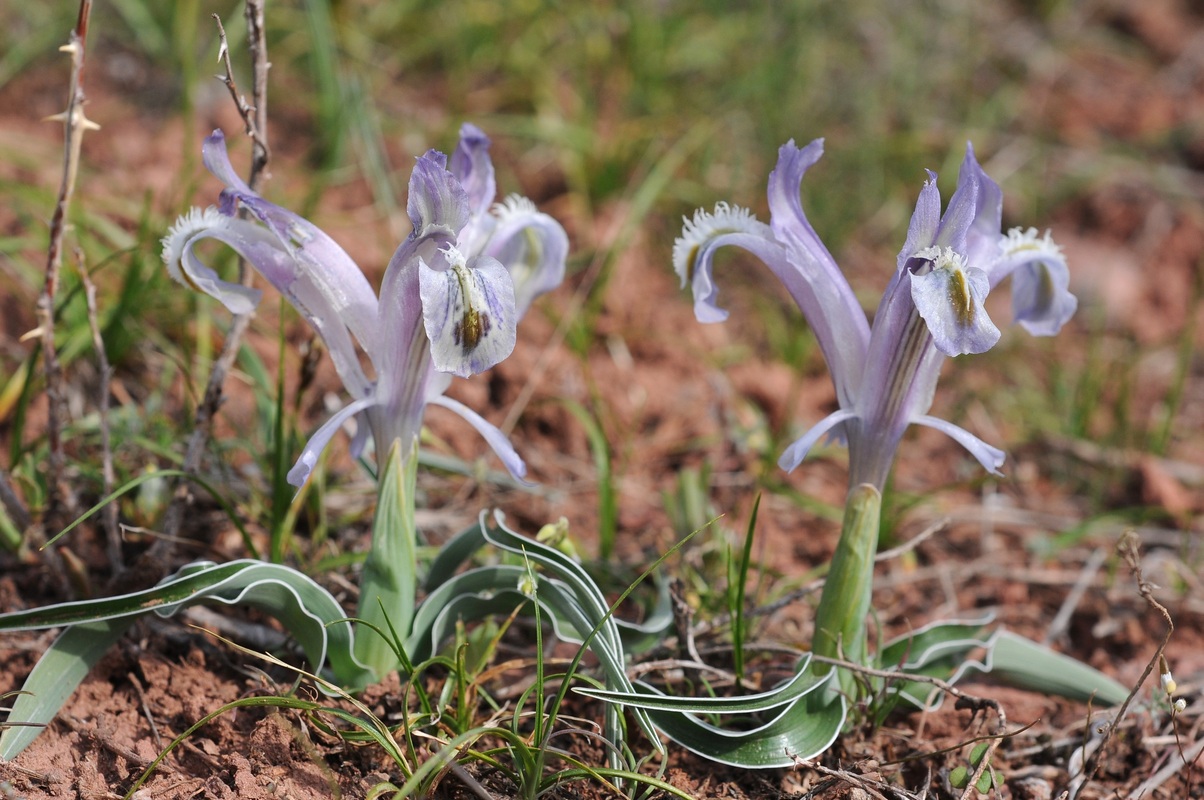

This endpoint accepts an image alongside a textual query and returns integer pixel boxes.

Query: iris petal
[420,250,517,378]
[914,415,1005,475]
[428,394,529,483]
[484,196,569,318]
[910,248,1000,356]
[287,397,378,487]
[778,409,860,473]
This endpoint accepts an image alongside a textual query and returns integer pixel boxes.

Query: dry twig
[37,0,97,532]
[75,254,121,570]
[1070,531,1177,798]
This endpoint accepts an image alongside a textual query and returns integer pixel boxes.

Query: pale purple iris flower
[163,125,567,487]
[674,139,1076,490]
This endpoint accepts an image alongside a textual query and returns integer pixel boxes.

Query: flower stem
[354,438,420,678]
[811,483,881,697]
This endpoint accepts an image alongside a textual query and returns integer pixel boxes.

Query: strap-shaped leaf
[976,629,1129,706]
[0,621,128,760]
[0,560,373,761]
[578,659,827,714]
[642,690,846,769]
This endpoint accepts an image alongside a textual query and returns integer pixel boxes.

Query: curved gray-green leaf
[0,560,373,760]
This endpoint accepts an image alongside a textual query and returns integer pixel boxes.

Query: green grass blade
[560,400,616,559]
[44,468,257,557]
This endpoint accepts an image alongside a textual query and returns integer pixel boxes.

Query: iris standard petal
[202,131,379,345]
[931,154,980,254]
[897,173,941,273]
[778,408,860,473]
[420,249,517,378]
[910,247,1001,356]
[961,144,1004,269]
[914,414,1005,475]
[427,394,530,483]
[451,123,497,219]
[483,196,569,317]
[408,150,471,241]
[287,396,378,487]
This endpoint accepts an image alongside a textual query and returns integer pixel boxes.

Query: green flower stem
[354,437,420,678]
[810,483,881,698]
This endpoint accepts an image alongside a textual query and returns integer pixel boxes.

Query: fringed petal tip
[487,195,568,316]
[1001,228,1078,336]
[161,207,263,314]
[673,203,770,322]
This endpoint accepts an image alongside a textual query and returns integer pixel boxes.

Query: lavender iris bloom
[674,139,1075,490]
[163,125,567,487]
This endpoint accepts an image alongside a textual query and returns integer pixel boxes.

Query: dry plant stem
[0,466,32,533]
[1075,531,1176,796]
[789,760,893,800]
[1043,546,1107,646]
[813,653,1008,731]
[159,2,271,553]
[37,0,96,533]
[1127,736,1204,799]
[76,256,121,569]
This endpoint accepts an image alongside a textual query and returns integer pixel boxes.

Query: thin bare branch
[74,252,121,570]
[1072,531,1176,797]
[0,466,32,534]
[37,0,96,531]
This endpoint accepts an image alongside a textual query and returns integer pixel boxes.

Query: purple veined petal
[896,173,941,272]
[910,247,1001,356]
[778,408,860,473]
[450,123,497,219]
[992,228,1078,336]
[201,129,255,199]
[675,201,871,406]
[930,149,981,255]
[961,144,1004,270]
[427,394,530,484]
[161,207,265,314]
[766,139,843,284]
[420,249,517,378]
[201,131,380,356]
[408,150,471,241]
[913,414,1006,475]
[481,196,569,318]
[763,141,873,405]
[164,205,374,399]
[287,396,378,487]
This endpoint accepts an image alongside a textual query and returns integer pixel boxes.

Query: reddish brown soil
[2,3,1204,799]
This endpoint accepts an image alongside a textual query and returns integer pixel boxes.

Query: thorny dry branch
[158,0,271,558]
[36,0,95,535]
